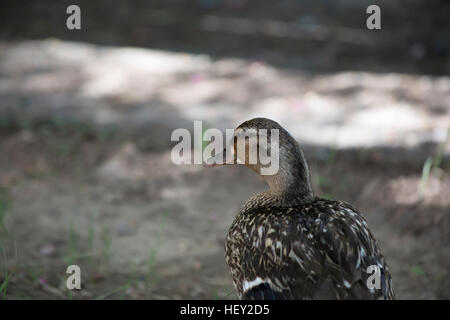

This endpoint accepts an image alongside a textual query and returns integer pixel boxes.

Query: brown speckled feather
[225,197,394,299]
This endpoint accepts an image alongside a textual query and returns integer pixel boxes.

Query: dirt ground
[0,0,449,300]
[0,121,448,299]
[0,43,448,299]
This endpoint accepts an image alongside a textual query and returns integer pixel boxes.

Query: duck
[205,117,395,300]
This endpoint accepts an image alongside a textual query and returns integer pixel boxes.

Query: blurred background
[0,0,449,299]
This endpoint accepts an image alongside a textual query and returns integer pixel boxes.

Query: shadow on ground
[0,0,449,299]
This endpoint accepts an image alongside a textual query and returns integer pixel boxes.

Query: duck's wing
[310,201,395,300]
[232,201,394,300]
[227,205,313,300]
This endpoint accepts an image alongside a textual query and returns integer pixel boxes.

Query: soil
[0,124,448,299]
[0,0,449,300]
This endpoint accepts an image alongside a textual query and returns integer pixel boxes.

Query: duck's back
[225,198,395,300]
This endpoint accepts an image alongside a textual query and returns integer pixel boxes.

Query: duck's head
[205,117,314,203]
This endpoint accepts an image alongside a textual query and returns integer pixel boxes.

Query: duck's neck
[263,150,314,207]
[242,186,313,214]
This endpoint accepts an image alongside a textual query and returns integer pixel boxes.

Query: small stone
[39,244,56,256]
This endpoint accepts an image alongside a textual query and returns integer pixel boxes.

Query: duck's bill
[203,148,240,167]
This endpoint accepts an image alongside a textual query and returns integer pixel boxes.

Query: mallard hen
[206,117,394,300]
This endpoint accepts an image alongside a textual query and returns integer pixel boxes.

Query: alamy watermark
[66,264,81,290]
[366,5,381,30]
[366,265,382,290]
[171,121,280,175]
[66,5,81,30]
[65,5,380,32]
